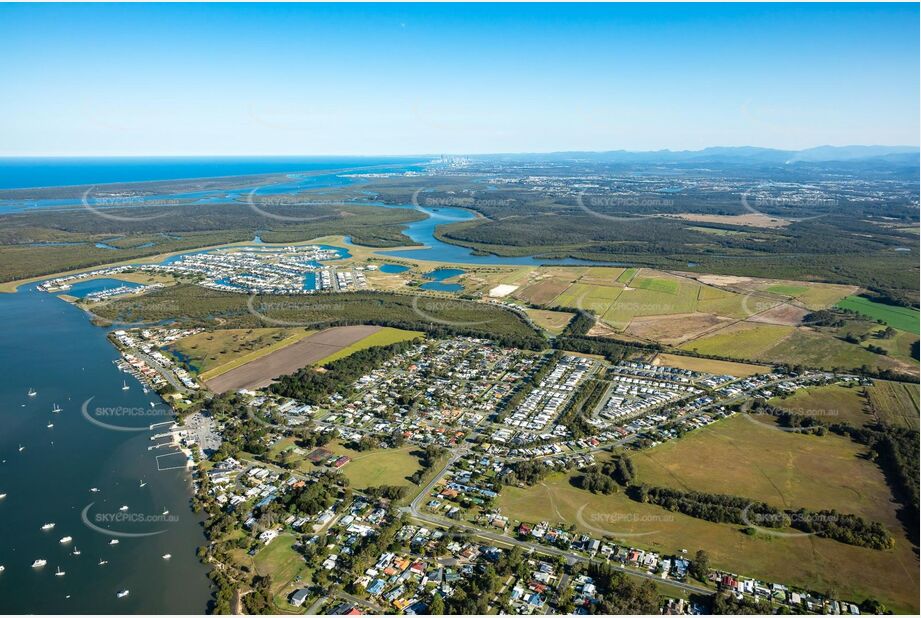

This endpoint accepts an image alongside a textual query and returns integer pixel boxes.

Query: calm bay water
[0,286,211,613]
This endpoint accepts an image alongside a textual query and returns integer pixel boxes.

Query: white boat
[28,388,37,397]
[31,559,47,568]
[161,509,169,516]
[0,565,5,572]
[51,404,61,413]
[139,480,146,488]
[118,505,129,512]
[55,566,65,577]
[72,547,81,556]
[90,487,100,493]
[122,381,130,391]
[47,422,54,429]
[41,522,55,530]
[116,589,130,598]
[18,445,25,452]
[109,539,119,545]
[98,560,108,566]
[59,536,72,544]
[143,387,149,394]
[162,553,171,560]
[0,493,6,499]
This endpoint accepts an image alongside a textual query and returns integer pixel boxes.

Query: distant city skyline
[1,2,918,156]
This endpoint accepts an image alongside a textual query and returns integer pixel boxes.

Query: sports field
[324,440,421,489]
[836,295,920,334]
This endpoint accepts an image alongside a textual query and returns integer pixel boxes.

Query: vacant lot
[497,454,919,613]
[868,380,920,430]
[316,327,421,365]
[652,353,769,378]
[836,295,920,334]
[205,325,381,393]
[171,328,311,378]
[770,384,872,427]
[552,282,623,315]
[514,277,574,305]
[324,440,421,489]
[626,312,732,345]
[525,308,574,335]
[680,322,794,358]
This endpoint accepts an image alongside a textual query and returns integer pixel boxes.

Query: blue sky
[1,2,917,155]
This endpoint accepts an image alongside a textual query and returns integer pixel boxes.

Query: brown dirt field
[625,312,734,345]
[665,212,791,228]
[693,274,754,287]
[205,325,381,393]
[513,278,573,305]
[748,303,809,326]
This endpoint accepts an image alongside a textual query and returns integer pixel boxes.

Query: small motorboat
[59,536,73,544]
[31,559,47,568]
[162,553,171,560]
[109,539,119,545]
[41,522,55,531]
[116,590,130,598]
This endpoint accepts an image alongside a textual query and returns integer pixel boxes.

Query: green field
[680,322,794,358]
[836,296,920,334]
[253,533,311,610]
[325,441,421,490]
[496,441,919,613]
[551,282,623,314]
[632,276,679,294]
[868,380,920,430]
[770,384,872,427]
[317,327,422,365]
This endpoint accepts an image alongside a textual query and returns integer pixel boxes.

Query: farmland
[169,327,313,378]
[316,326,422,365]
[836,295,920,334]
[867,380,921,430]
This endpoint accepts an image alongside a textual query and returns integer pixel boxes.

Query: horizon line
[1,144,919,159]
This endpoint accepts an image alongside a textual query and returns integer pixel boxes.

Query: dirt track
[205,325,381,393]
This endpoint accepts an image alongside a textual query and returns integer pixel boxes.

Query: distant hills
[482,145,919,166]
